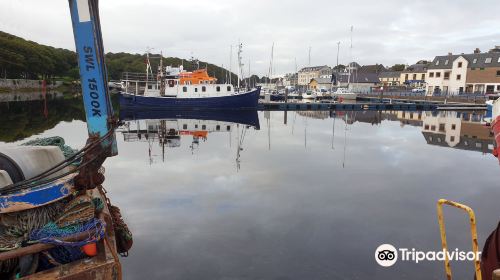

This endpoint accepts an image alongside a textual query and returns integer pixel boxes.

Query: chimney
[473,48,481,54]
[448,52,452,56]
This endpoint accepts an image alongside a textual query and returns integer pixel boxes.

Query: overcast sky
[2,0,500,77]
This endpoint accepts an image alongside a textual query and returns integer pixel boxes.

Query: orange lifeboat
[179,69,217,85]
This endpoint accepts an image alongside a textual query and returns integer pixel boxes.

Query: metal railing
[436,199,481,280]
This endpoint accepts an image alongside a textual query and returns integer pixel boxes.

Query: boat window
[183,124,187,129]
[226,125,231,131]
[183,86,187,92]
[227,86,231,91]
[195,88,198,92]
[202,86,206,92]
[202,125,206,130]
[195,124,198,128]
[216,125,220,131]
[216,86,220,92]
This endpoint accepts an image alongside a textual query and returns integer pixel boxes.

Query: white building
[426,55,468,96]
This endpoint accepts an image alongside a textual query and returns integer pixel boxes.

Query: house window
[436,60,440,65]
[451,124,456,130]
[429,72,434,78]
[436,72,441,78]
[480,68,485,70]
[456,74,461,80]
[471,67,476,70]
[422,74,425,80]
[202,86,206,92]
[450,136,455,142]
[473,58,477,64]
[413,74,417,80]
[424,125,429,130]
[496,70,500,76]
[485,57,492,63]
[458,62,463,68]
[444,59,449,65]
[183,86,187,92]
[497,85,500,91]
[431,125,436,131]
[444,72,450,80]
[498,57,500,63]
[216,86,220,92]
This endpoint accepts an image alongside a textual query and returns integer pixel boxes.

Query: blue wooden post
[68,0,117,156]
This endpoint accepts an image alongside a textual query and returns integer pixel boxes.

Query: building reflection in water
[327,109,495,154]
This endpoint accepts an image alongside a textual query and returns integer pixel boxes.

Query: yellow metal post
[436,199,481,280]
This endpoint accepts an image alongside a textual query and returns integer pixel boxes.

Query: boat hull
[120,88,260,110]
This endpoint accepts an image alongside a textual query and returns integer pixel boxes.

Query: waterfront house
[400,61,428,88]
[337,72,380,93]
[298,65,331,86]
[378,71,401,86]
[309,77,333,91]
[426,47,500,95]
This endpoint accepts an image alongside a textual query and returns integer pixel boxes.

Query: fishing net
[55,194,95,228]
[29,218,106,247]
[22,136,80,165]
[109,205,133,257]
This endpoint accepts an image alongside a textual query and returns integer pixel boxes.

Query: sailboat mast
[348,26,353,87]
[308,46,311,67]
[268,42,274,86]
[229,45,233,85]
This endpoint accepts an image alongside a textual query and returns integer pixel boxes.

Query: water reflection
[1,99,499,280]
[118,109,260,168]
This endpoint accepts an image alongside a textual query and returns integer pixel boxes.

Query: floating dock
[258,101,486,111]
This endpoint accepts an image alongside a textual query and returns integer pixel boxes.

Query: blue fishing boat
[119,87,260,110]
[119,54,260,110]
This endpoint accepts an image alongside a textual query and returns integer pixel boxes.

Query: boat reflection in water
[118,109,260,168]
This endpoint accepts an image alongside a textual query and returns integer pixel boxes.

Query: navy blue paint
[119,88,260,110]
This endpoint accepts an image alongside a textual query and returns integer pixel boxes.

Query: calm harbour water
[1,98,499,279]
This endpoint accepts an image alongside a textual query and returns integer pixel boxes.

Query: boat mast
[347,26,353,88]
[237,42,244,90]
[268,42,274,88]
[229,45,233,85]
[308,46,311,67]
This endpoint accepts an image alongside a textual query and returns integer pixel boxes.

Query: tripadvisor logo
[375,243,481,267]
[375,244,398,267]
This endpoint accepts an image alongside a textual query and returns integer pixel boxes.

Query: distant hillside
[0,31,237,83]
